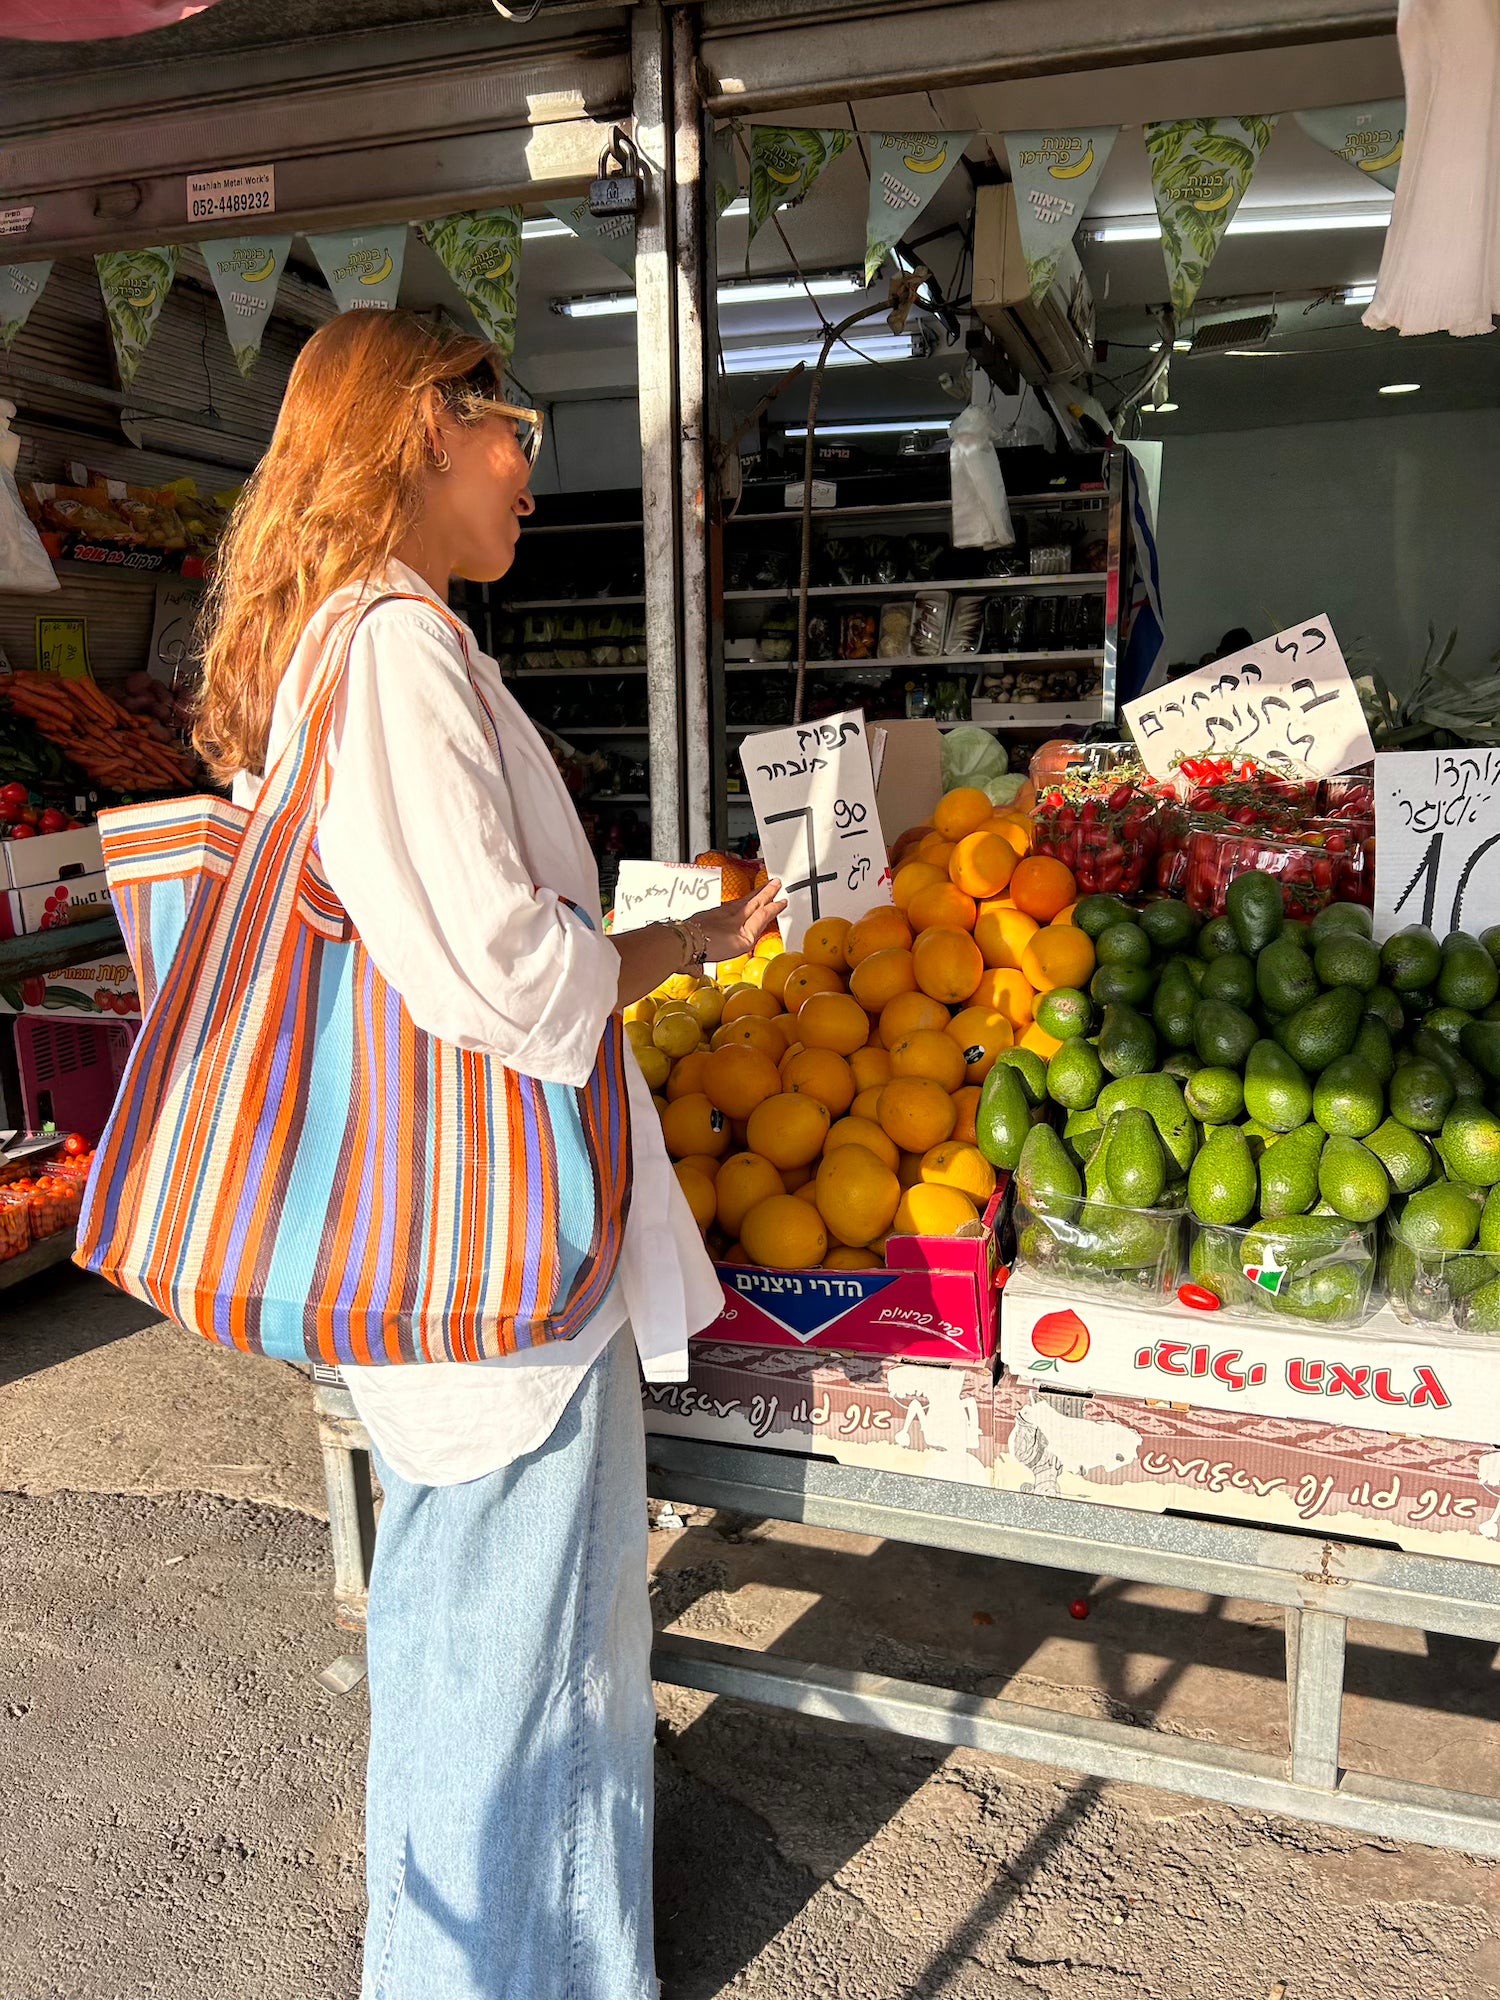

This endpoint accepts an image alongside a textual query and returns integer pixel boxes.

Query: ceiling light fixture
[1154,401,1180,413]
[1172,339,1192,351]
[554,271,865,318]
[1086,199,1392,244]
[785,418,950,437]
[1379,381,1421,395]
[721,334,918,375]
[1341,282,1379,306]
[521,216,572,240]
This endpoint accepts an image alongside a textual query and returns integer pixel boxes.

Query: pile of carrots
[3,671,195,793]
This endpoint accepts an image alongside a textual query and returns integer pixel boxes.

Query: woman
[193,310,783,2000]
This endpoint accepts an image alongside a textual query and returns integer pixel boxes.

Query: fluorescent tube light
[522,216,572,240]
[1086,200,1392,244]
[1154,401,1180,413]
[1341,282,1379,306]
[785,418,950,437]
[554,272,864,318]
[721,334,917,375]
[1379,381,1421,395]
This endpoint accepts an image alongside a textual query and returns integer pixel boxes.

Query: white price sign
[1123,614,1374,781]
[186,165,276,223]
[743,708,890,948]
[611,861,721,934]
[0,207,35,238]
[1375,751,1500,941]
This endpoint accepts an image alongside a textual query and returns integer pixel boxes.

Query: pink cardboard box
[698,1183,1006,1364]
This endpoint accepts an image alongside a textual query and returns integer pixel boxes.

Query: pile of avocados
[974,870,1500,1329]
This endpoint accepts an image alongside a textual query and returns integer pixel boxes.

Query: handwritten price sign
[611,860,721,934]
[743,709,891,948]
[1123,615,1374,781]
[1375,751,1500,941]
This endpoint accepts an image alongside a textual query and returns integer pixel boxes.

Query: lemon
[634,1045,670,1091]
[653,1012,702,1060]
[625,1020,656,1055]
[686,986,725,1032]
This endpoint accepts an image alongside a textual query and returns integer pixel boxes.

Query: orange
[715,1151,786,1236]
[1011,779,1037,813]
[849,947,917,1015]
[906,879,978,935]
[802,916,854,968]
[932,786,995,843]
[634,1045,670,1091]
[848,1045,892,1094]
[972,966,1034,1030]
[852,1084,885,1122]
[1020,925,1096,995]
[1010,855,1078,924]
[897,1150,926,1189]
[877,1076,957,1153]
[973,902,1039,970]
[761,950,805,1002]
[740,1192,828,1271]
[916,833,957,869]
[674,1164,717,1232]
[891,823,932,864]
[889,1027,968,1094]
[755,929,786,959]
[780,1046,856,1118]
[950,1085,981,1145]
[911,926,983,1005]
[844,907,913,966]
[746,1091,832,1170]
[796,991,871,1057]
[660,1092,732,1160]
[949,830,1017,901]
[722,1243,749,1266]
[722,983,781,1023]
[780,1161,813,1193]
[990,813,1033,857]
[703,1044,780,1121]
[736,957,769,989]
[713,955,749,986]
[678,1152,723,1183]
[652,1094,670,1117]
[1052,902,1078,928]
[1020,1020,1065,1060]
[666,1049,713,1101]
[711,1017,785,1063]
[892,860,946,912]
[920,1140,997,1207]
[893,1184,980,1237]
[815,1143,901,1248]
[945,1005,1015,1083]
[824,1115,900,1173]
[781,962,846,1010]
[684,985,726,1033]
[794,1179,822,1207]
[824,1247,882,1271]
[879,990,950,1046]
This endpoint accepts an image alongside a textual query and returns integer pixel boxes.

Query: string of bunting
[0,96,1403,384]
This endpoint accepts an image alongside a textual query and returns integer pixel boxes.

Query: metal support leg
[1285,1606,1347,1791]
[319,1429,375,1631]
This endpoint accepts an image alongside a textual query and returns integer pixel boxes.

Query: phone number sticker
[186,165,276,222]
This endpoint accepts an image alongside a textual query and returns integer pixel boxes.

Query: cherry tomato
[63,1132,89,1157]
[38,809,69,835]
[0,782,27,813]
[6,823,36,840]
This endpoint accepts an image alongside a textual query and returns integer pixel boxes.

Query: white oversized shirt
[231,560,723,1484]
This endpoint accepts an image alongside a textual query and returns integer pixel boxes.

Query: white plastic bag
[948,405,1015,550]
[0,402,57,595]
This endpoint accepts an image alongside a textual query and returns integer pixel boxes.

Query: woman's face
[428,408,536,583]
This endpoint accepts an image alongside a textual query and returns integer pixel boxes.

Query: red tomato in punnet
[63,1133,89,1157]
[5,823,36,839]
[0,782,28,813]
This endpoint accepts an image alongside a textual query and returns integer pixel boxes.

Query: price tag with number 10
[743,708,892,949]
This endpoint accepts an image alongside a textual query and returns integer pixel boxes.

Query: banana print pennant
[419,210,524,357]
[95,246,179,388]
[748,128,851,244]
[199,235,292,377]
[0,261,51,350]
[1145,116,1279,317]
[865,131,976,286]
[1003,129,1118,301]
[1294,101,1404,194]
[308,226,406,313]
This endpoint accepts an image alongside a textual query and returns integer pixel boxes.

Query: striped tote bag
[75,593,631,1366]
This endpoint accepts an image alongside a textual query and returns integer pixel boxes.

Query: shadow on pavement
[0,1263,161,1387]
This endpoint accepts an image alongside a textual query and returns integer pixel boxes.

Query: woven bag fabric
[75,593,630,1365]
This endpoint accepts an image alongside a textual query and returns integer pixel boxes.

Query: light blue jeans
[361,1332,658,2000]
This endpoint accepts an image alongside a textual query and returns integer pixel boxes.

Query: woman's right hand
[696,880,787,965]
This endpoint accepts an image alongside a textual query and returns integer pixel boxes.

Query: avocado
[1015,1123,1082,1209]
[1095,921,1152,970]
[1363,986,1407,1036]
[1421,1006,1474,1050]
[1091,962,1156,1009]
[992,1046,1049,1106]
[1258,1121,1325,1217]
[1183,1067,1244,1126]
[1351,1017,1395,1088]
[1313,931,1381,994]
[1381,924,1442,993]
[1318,1136,1392,1223]
[1438,932,1500,1013]
[1197,916,1242,962]
[1460,1019,1500,1083]
[1481,1185,1500,1254]
[1098,1004,1158,1079]
[1410,1028,1489,1104]
[975,1061,1032,1171]
[1061,1108,1104,1169]
[1482,925,1500,969]
[1309,901,1374,944]
[1459,1276,1500,1333]
[1140,899,1200,951]
[1437,1106,1500,1188]
[1046,1038,1105,1111]
[1200,952,1256,1012]
[1396,1180,1483,1252]
[1161,1049,1200,1081]
[1187,1126,1258,1225]
[1192,997,1258,1071]
[1243,1040,1313,1132]
[1365,1117,1434,1194]
[1073,893,1134,940]
[1387,1057,1455,1133]
[1225,870,1284,956]
[1105,1107,1169,1209]
[1096,1073,1200,1176]
[1034,987,1093,1043]
[1153,960,1202,1051]
[1274,985,1364,1073]
[1256,937,1319,1017]
[1312,1054,1386,1138]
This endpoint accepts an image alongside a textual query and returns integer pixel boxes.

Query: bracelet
[669,918,710,968]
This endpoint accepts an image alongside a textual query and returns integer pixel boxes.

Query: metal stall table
[311,1367,1500,1858]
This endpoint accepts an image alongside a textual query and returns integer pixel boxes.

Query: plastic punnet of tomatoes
[1028,738,1142,790]
[25,1175,80,1239]
[1307,815,1374,906]
[1031,776,1161,897]
[1320,768,1375,821]
[0,1189,29,1260]
[1182,823,1344,922]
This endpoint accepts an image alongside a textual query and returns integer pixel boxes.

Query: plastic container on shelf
[1308,815,1375,907]
[1381,1232,1500,1333]
[1028,739,1141,790]
[1188,1215,1379,1327]
[1321,766,1376,821]
[1014,1191,1185,1301]
[1030,779,1161,897]
[1182,823,1343,922]
[0,1188,30,1261]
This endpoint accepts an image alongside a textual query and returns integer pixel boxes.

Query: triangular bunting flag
[199,235,292,377]
[1294,101,1405,193]
[95,246,179,388]
[1145,116,1279,317]
[0,262,51,349]
[864,131,975,285]
[1003,129,1118,300]
[712,125,741,220]
[419,210,523,357]
[748,128,850,243]
[544,198,635,278]
[308,226,406,312]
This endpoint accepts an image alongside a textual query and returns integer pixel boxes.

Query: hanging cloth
[1364,0,1500,338]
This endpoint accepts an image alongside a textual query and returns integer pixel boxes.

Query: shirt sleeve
[315,600,620,1087]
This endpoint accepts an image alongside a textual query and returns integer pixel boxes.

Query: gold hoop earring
[432,448,451,473]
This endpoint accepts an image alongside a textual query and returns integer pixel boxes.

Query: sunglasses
[448,361,545,469]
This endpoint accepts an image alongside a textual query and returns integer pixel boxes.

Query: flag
[0,262,51,349]
[1294,101,1404,193]
[1145,116,1278,317]
[544,199,635,278]
[864,131,974,285]
[419,210,523,356]
[308,225,406,313]
[748,128,850,243]
[95,246,178,387]
[1003,129,1118,300]
[198,235,291,376]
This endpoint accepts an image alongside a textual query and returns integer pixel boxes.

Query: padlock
[589,129,645,219]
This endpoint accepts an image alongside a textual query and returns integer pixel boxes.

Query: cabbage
[941,725,1008,791]
[984,773,1027,808]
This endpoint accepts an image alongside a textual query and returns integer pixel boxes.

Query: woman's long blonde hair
[194,310,504,780]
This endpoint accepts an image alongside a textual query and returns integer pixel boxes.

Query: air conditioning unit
[971,183,1096,386]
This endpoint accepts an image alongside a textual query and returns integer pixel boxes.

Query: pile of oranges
[626,784,1094,1272]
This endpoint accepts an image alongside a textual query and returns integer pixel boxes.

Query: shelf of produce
[0,917,124,981]
[0,1229,76,1294]
[728,493,1108,522]
[724,651,1103,674]
[968,702,1110,729]
[502,596,646,610]
[725,576,1104,602]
